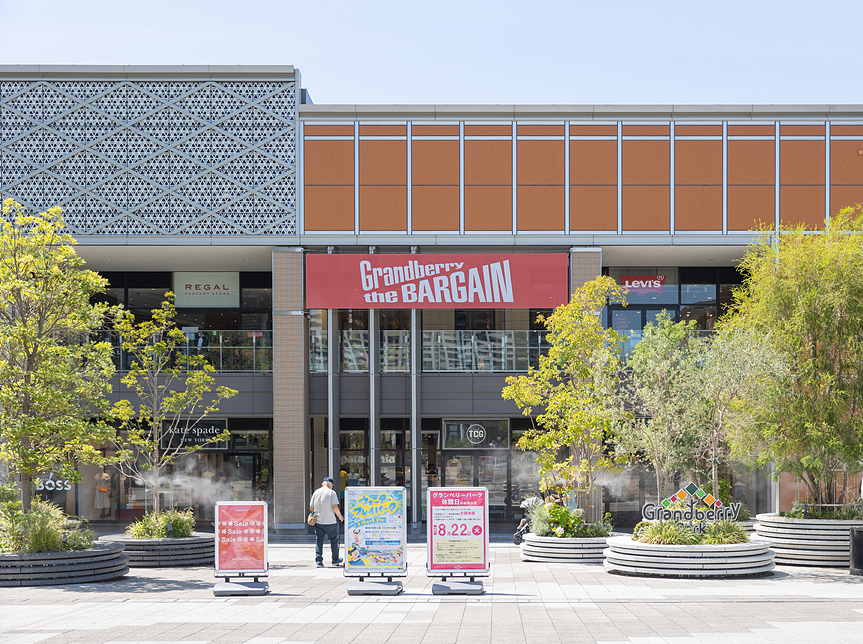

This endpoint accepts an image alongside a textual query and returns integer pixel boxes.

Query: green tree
[617,312,702,501]
[0,199,116,512]
[502,276,627,517]
[725,206,863,505]
[690,328,789,499]
[112,295,237,513]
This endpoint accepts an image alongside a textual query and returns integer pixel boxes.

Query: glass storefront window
[309,309,327,373]
[242,287,272,309]
[681,284,717,304]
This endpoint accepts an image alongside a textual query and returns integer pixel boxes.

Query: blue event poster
[344,487,407,574]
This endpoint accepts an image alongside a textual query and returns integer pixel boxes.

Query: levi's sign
[619,275,666,294]
[306,254,569,309]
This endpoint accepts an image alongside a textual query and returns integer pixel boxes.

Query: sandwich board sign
[344,487,407,595]
[427,487,489,593]
[214,501,268,596]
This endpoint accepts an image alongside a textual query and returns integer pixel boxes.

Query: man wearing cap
[309,477,344,568]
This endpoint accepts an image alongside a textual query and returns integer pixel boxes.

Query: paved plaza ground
[2,543,863,644]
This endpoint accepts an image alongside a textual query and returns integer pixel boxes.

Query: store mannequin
[94,466,111,518]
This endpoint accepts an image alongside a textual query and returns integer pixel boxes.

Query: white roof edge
[300,103,863,119]
[0,64,297,79]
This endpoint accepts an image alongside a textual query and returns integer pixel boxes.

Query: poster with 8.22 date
[427,487,489,574]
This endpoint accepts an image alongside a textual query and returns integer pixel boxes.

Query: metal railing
[422,330,550,372]
[108,330,273,373]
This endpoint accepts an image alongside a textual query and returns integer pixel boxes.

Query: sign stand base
[213,575,269,597]
[346,575,403,596]
[431,575,484,595]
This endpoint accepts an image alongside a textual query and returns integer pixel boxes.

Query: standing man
[309,476,344,568]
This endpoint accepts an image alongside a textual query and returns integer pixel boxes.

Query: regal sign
[173,272,240,308]
[305,254,569,309]
[641,482,741,533]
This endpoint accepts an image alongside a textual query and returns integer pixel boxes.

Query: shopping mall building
[2,65,861,530]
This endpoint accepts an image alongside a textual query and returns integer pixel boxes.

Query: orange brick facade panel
[412,185,459,230]
[464,125,511,136]
[570,125,617,136]
[359,140,406,185]
[830,141,863,185]
[359,185,407,230]
[411,140,459,185]
[517,140,564,185]
[412,124,460,136]
[831,186,863,214]
[728,125,775,136]
[570,185,616,231]
[358,124,406,136]
[304,139,354,231]
[465,185,512,230]
[570,141,616,185]
[623,140,669,185]
[780,140,825,186]
[675,185,722,230]
[832,126,863,136]
[622,125,670,136]
[304,186,354,231]
[727,185,774,231]
[780,185,825,228]
[517,125,565,136]
[304,140,354,185]
[676,125,722,136]
[675,140,722,185]
[465,140,512,185]
[780,125,825,136]
[728,141,774,185]
[517,185,564,230]
[623,185,669,231]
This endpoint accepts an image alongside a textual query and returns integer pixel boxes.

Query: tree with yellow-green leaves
[111,295,237,514]
[0,199,117,512]
[502,276,628,516]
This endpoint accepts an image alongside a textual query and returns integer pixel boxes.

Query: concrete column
[569,247,603,294]
[327,308,341,490]
[272,247,309,531]
[369,309,381,486]
[410,308,422,531]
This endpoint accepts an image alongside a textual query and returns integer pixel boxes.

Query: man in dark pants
[309,476,344,568]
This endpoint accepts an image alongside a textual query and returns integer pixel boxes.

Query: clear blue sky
[1,0,861,106]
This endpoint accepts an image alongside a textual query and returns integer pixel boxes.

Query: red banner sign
[619,275,666,294]
[306,254,569,309]
[215,502,268,574]
[427,488,489,573]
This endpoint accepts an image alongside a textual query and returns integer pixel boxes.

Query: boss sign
[306,254,569,309]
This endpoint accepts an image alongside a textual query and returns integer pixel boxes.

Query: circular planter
[738,519,756,535]
[0,542,129,587]
[603,535,775,578]
[99,532,214,567]
[755,513,863,567]
[519,533,607,564]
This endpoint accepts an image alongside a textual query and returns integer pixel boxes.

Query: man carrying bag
[309,476,344,568]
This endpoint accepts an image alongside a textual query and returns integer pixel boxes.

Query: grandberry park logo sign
[641,482,741,532]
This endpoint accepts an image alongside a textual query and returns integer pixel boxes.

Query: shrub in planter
[633,520,748,546]
[0,499,94,553]
[126,508,195,539]
[780,500,863,521]
[529,502,613,538]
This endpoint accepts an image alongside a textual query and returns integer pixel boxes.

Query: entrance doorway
[441,451,510,520]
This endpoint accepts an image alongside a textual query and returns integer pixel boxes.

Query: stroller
[512,496,542,545]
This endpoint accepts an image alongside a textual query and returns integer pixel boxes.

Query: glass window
[93,287,125,306]
[678,305,716,330]
[611,309,641,331]
[380,430,403,450]
[442,420,509,449]
[340,430,365,450]
[681,284,717,305]
[127,287,169,310]
[241,287,272,309]
[609,267,679,305]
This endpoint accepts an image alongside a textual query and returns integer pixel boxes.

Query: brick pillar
[570,246,602,294]
[272,247,309,530]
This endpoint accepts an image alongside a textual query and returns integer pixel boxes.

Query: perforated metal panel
[0,79,297,236]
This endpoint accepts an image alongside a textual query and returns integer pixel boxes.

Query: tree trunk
[21,472,32,513]
[711,434,720,500]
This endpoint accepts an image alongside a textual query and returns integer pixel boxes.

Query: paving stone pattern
[1,543,863,644]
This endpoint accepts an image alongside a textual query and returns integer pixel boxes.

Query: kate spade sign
[160,419,229,450]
